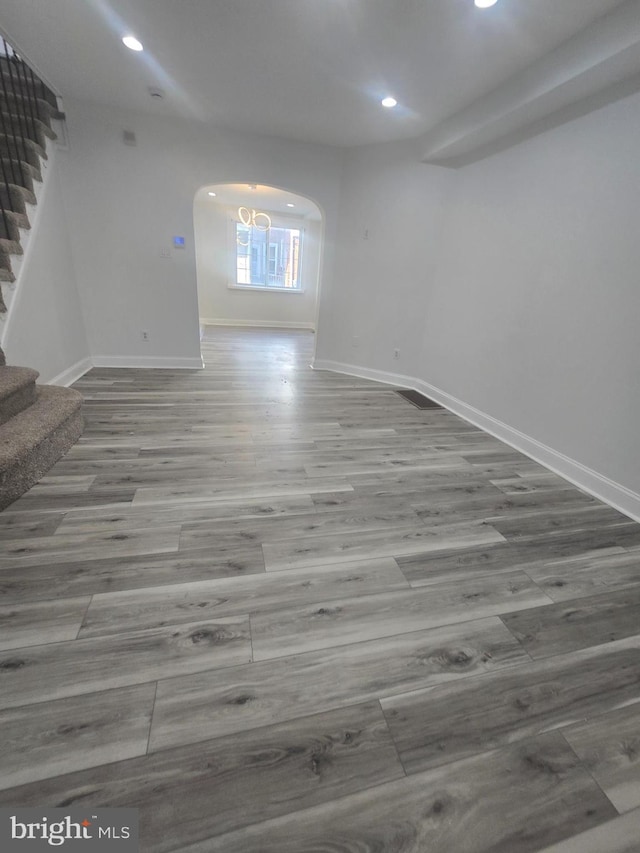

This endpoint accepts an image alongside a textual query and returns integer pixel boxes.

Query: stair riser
[0,58,58,108]
[2,91,63,122]
[0,184,33,218]
[0,138,42,169]
[0,382,37,425]
[0,159,37,191]
[0,179,36,208]
[0,242,15,284]
[0,132,46,161]
[0,215,22,243]
[0,409,84,510]
[0,108,55,135]
[0,113,53,149]
[0,185,25,215]
[0,76,57,110]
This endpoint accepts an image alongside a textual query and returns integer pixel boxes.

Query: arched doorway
[193,183,323,338]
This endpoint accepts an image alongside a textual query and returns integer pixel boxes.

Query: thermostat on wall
[173,236,185,249]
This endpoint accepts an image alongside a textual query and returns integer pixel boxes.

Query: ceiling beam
[421,0,640,167]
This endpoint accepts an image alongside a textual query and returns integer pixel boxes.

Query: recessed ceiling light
[208,192,216,197]
[381,97,397,108]
[475,0,498,8]
[286,203,295,208]
[122,35,144,51]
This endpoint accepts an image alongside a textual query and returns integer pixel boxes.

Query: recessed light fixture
[208,192,216,197]
[475,0,498,8]
[122,35,144,51]
[381,96,397,108]
[286,203,295,208]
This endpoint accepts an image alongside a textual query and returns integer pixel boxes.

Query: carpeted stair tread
[0,144,44,170]
[1,111,56,140]
[1,90,65,121]
[0,162,36,194]
[0,132,47,163]
[0,384,82,464]
[0,179,37,209]
[0,157,40,189]
[0,258,14,288]
[0,366,39,424]
[0,365,38,399]
[0,62,59,110]
[0,183,33,216]
[0,384,83,510]
[0,237,23,257]
[0,116,54,152]
[0,208,30,242]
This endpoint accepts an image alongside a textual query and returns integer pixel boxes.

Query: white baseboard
[313,358,640,523]
[48,356,93,387]
[32,354,204,386]
[91,355,204,369]
[201,318,315,331]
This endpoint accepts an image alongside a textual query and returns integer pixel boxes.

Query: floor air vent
[395,389,443,409]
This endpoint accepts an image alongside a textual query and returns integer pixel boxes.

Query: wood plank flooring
[1,327,640,852]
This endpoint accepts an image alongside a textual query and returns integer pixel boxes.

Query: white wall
[315,137,452,370]
[426,90,640,497]
[316,91,640,513]
[2,146,90,384]
[194,196,321,329]
[58,99,344,366]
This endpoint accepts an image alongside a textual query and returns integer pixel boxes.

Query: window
[234,220,302,290]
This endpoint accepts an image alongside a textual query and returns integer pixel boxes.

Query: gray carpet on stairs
[0,56,84,506]
[0,383,84,511]
[0,365,39,424]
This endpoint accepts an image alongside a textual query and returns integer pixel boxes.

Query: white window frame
[228,214,305,293]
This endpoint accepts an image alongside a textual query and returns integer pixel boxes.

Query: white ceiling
[0,0,632,148]
[196,184,322,221]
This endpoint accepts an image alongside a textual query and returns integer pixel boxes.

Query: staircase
[0,38,63,293]
[0,37,83,510]
[0,346,82,509]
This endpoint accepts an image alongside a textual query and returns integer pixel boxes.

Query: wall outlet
[141,330,150,341]
[352,336,360,348]
[393,348,400,359]
[160,248,171,258]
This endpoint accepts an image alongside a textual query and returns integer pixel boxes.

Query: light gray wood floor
[1,327,640,852]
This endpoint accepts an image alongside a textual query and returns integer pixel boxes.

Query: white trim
[312,358,640,523]
[229,213,304,292]
[48,356,93,387]
[201,318,315,331]
[227,284,305,294]
[91,356,205,369]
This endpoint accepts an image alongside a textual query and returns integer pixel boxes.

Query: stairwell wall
[58,98,344,366]
[2,144,91,384]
